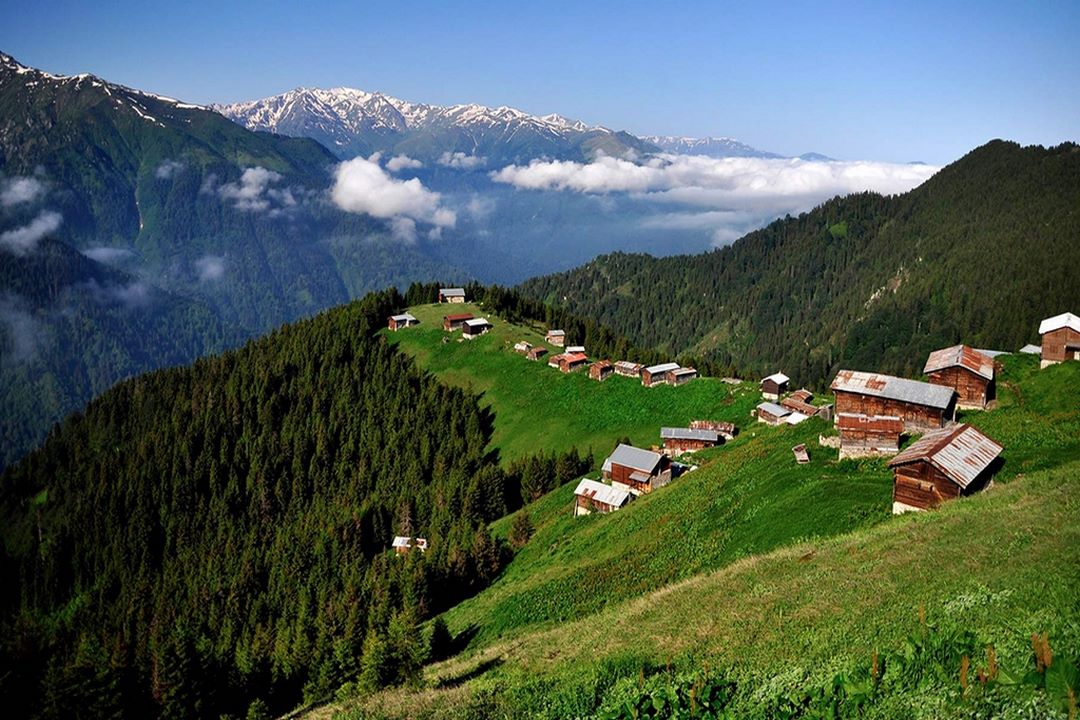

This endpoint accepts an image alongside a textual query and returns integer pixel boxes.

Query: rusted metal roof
[780,396,818,415]
[1038,312,1080,335]
[888,424,1002,488]
[591,360,613,369]
[789,389,813,403]
[830,369,956,410]
[605,443,663,474]
[528,346,548,357]
[645,362,681,375]
[836,413,903,433]
[563,352,588,364]
[614,361,643,374]
[574,478,631,508]
[444,313,474,322]
[661,427,719,442]
[690,420,737,435]
[923,344,995,380]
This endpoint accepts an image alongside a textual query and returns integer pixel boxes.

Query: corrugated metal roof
[444,313,473,322]
[789,389,813,402]
[440,288,466,296]
[563,352,588,363]
[669,367,697,378]
[661,427,719,442]
[780,396,818,415]
[762,372,790,385]
[464,317,491,327]
[574,478,631,507]
[888,424,1002,488]
[830,370,956,410]
[566,345,586,354]
[784,411,810,425]
[615,361,643,372]
[757,401,791,417]
[1038,312,1080,335]
[606,443,663,473]
[923,344,995,380]
[645,362,681,374]
[836,413,904,433]
[547,329,565,336]
[591,360,613,369]
[1019,344,1042,354]
[390,313,417,322]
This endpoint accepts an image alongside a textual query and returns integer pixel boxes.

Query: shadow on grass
[433,656,504,689]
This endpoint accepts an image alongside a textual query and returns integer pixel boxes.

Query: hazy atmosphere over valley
[1,2,1078,719]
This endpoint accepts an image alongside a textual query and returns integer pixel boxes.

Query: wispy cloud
[0,210,63,255]
[83,246,135,264]
[0,294,43,365]
[386,154,423,172]
[0,176,46,208]
[155,159,186,179]
[194,254,226,281]
[331,155,456,237]
[438,151,486,169]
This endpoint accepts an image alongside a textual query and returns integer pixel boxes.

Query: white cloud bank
[0,177,46,207]
[331,155,456,240]
[0,210,63,255]
[386,154,423,172]
[83,246,135,264]
[194,254,226,281]
[438,151,486,169]
[216,167,298,212]
[491,153,940,246]
[155,159,186,179]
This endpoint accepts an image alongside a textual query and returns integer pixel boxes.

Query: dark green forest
[0,287,595,718]
[519,141,1080,388]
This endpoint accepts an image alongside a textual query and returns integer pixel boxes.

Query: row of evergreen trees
[0,285,591,718]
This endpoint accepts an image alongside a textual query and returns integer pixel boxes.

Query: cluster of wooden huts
[573,443,674,516]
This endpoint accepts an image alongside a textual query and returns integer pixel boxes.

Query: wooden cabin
[462,317,492,339]
[546,329,566,347]
[923,344,996,409]
[661,427,720,455]
[836,413,903,460]
[388,312,418,331]
[780,389,831,419]
[559,352,589,373]
[513,341,533,355]
[392,536,429,555]
[667,367,698,386]
[830,369,956,433]
[602,444,672,496]
[760,372,790,400]
[527,346,548,361]
[573,478,632,516]
[642,362,680,387]
[1039,312,1080,368]
[443,313,473,331]
[690,419,737,440]
[755,401,792,426]
[614,361,644,378]
[438,287,466,303]
[888,424,1002,514]
[589,360,614,381]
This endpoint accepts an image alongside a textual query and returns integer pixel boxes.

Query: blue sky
[1,0,1077,163]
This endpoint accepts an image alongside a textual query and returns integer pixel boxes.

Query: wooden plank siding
[833,390,955,432]
[1042,326,1080,364]
[925,366,995,409]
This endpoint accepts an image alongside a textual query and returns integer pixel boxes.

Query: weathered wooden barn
[438,288,466,303]
[761,372,790,400]
[602,444,673,496]
[514,341,533,354]
[781,389,832,419]
[392,536,429,555]
[660,427,720,454]
[462,317,492,339]
[527,346,548,361]
[923,344,996,409]
[1039,312,1080,368]
[589,360,614,381]
[573,479,632,516]
[388,313,418,331]
[690,419,738,440]
[888,424,1002,514]
[559,352,589,373]
[443,313,473,331]
[830,370,957,432]
[667,367,698,386]
[546,329,566,347]
[755,401,792,426]
[642,362,681,387]
[614,361,644,378]
[836,413,903,459]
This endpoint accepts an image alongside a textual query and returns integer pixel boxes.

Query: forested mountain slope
[519,141,1080,387]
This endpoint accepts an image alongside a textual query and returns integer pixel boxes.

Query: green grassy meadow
[332,321,1080,719]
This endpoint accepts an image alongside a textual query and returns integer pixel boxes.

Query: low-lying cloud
[194,254,226,281]
[0,294,43,365]
[438,151,486,169]
[155,159,186,180]
[491,153,939,246]
[83,246,135,265]
[386,154,423,173]
[0,176,46,207]
[0,210,63,255]
[331,155,456,238]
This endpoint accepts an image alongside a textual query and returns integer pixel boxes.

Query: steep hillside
[324,357,1080,719]
[519,141,1080,388]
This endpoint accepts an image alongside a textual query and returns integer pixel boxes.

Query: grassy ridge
[384,302,750,462]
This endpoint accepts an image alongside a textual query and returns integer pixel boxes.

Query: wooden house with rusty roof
[836,413,903,460]
[830,369,956,432]
[1039,312,1080,368]
[443,312,473,331]
[642,362,681,387]
[602,443,672,496]
[614,361,644,378]
[573,478,632,516]
[545,329,566,347]
[923,344,996,409]
[781,389,833,420]
[589,360,614,381]
[690,419,738,440]
[667,367,698,386]
[888,424,1002,514]
[526,346,548,361]
[660,427,720,455]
